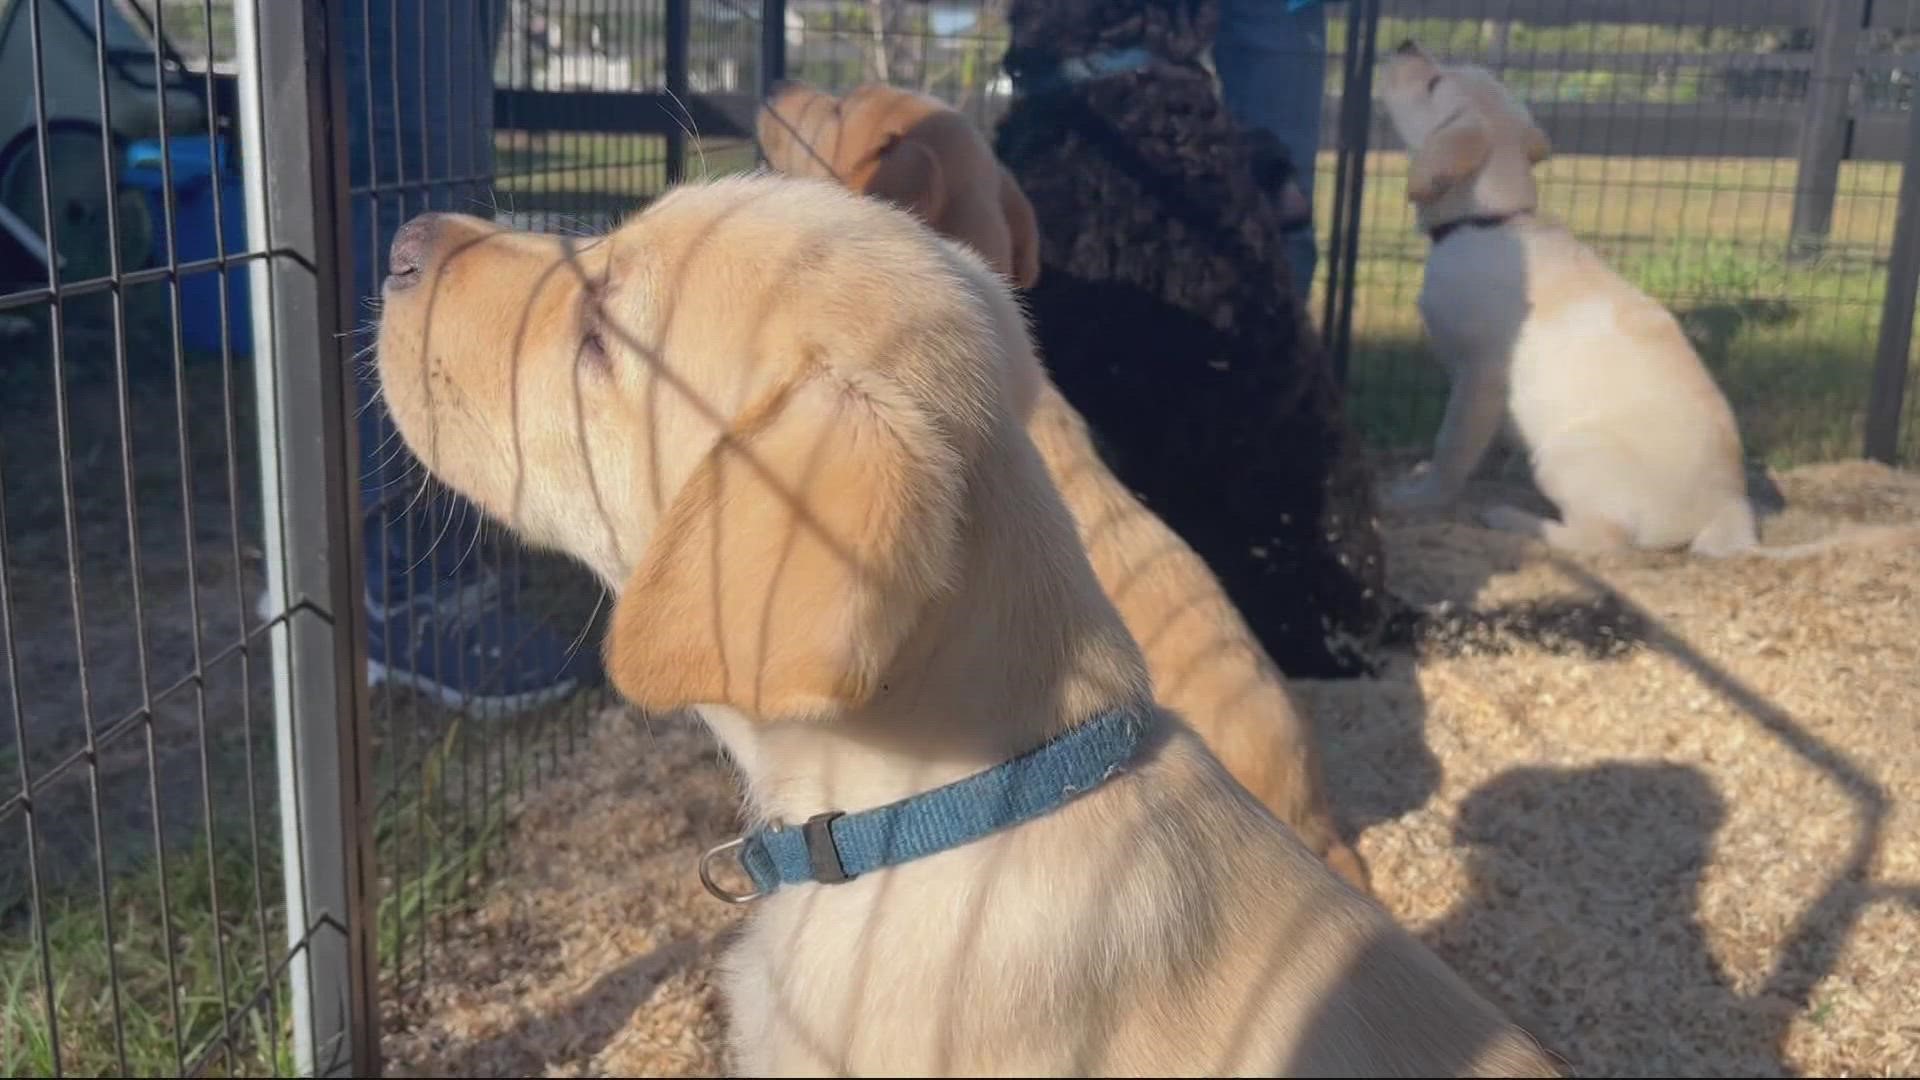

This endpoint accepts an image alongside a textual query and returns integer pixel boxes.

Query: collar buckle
[698,837,765,905]
[803,811,851,885]
[699,709,1151,903]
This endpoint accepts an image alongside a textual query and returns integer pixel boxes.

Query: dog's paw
[1381,470,1452,513]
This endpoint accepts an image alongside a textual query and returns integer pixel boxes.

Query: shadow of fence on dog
[389,192,1458,1072]
[401,167,1907,1078]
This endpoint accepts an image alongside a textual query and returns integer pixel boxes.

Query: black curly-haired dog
[995,0,1391,679]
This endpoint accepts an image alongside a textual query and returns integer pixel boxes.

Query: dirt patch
[0,337,282,914]
[0,325,614,917]
[380,460,1920,1078]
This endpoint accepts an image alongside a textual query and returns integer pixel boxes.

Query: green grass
[1328,17,1819,83]
[0,831,295,1077]
[369,715,517,975]
[0,710,528,1077]
[630,137,1913,465]
[493,136,1916,465]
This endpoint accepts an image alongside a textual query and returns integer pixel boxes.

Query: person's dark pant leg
[346,0,499,609]
[1214,0,1327,303]
[339,1,590,711]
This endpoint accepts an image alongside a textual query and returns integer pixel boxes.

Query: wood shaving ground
[381,460,1920,1078]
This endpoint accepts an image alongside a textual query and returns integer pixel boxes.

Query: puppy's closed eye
[579,327,609,370]
[577,287,611,371]
[1426,73,1443,94]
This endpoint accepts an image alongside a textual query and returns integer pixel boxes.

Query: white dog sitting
[1375,41,1765,556]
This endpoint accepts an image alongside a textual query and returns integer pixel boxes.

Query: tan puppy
[1376,42,1764,554]
[759,80,1369,892]
[373,174,1561,1075]
[758,81,1042,290]
[1378,46,1920,559]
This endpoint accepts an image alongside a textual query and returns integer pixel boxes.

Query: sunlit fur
[759,80,1370,891]
[1379,45,1764,555]
[376,172,1562,1076]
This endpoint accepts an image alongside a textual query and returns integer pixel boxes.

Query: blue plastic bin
[123,135,253,357]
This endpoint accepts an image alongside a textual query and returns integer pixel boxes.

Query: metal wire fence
[351,0,621,1047]
[763,0,1920,468]
[1,1,1916,1078]
[1332,0,1920,468]
[0,0,635,1074]
[0,1,323,1073]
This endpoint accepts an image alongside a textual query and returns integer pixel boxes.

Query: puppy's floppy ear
[1407,120,1492,206]
[862,133,949,227]
[605,365,961,719]
[997,166,1042,289]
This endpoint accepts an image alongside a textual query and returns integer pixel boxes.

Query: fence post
[762,0,788,102]
[1789,0,1867,260]
[1321,0,1380,382]
[234,0,380,1075]
[666,0,691,183]
[1864,97,1920,463]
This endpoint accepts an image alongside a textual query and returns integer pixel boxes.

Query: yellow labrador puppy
[1378,44,1920,560]
[1376,41,1765,555]
[757,80,1044,291]
[373,174,1561,1076]
[758,79,1370,893]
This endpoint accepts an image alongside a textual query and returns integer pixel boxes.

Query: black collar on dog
[1426,211,1528,244]
[1005,44,1166,97]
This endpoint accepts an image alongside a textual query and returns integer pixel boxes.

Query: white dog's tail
[1689,499,1760,557]
[1733,522,1920,561]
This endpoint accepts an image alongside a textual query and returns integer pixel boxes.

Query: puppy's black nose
[1396,39,1421,56]
[386,213,442,291]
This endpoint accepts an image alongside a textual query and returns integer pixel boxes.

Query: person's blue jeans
[342,0,502,607]
[1213,0,1327,303]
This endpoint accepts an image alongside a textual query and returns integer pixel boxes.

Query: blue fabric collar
[699,708,1152,903]
[1008,46,1159,97]
[1053,46,1156,84]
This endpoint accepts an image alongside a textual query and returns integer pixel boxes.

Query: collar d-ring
[699,837,765,905]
